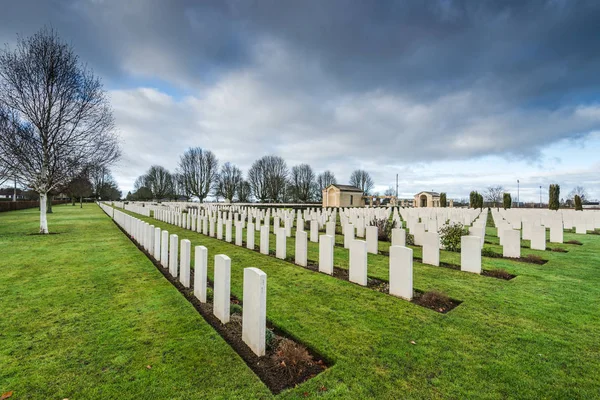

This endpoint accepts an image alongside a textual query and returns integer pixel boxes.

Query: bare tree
[290,164,316,202]
[349,169,374,195]
[0,28,119,233]
[316,170,336,201]
[384,187,395,196]
[178,147,218,202]
[145,165,173,199]
[484,185,505,207]
[568,186,588,202]
[248,155,288,202]
[215,162,242,202]
[237,179,252,202]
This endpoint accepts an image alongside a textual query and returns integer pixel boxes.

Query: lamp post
[517,179,520,208]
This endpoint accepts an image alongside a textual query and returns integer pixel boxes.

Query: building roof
[327,184,364,192]
[415,191,440,196]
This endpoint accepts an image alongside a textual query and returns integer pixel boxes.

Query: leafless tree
[0,28,120,233]
[384,187,395,196]
[144,165,173,199]
[178,147,218,202]
[484,185,505,207]
[568,186,588,202]
[248,155,288,203]
[237,179,251,203]
[349,169,374,195]
[316,170,336,201]
[290,164,316,202]
[215,162,242,202]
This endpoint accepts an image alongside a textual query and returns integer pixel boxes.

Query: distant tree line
[128,147,377,203]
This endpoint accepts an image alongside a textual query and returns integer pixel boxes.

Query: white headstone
[247,222,255,250]
[169,234,179,277]
[194,245,208,302]
[366,225,378,254]
[461,236,481,274]
[295,230,308,267]
[391,228,406,247]
[319,234,334,275]
[213,254,231,324]
[389,245,413,300]
[160,230,169,267]
[242,267,267,357]
[349,240,367,286]
[344,224,355,249]
[260,225,270,255]
[310,220,319,243]
[275,227,286,259]
[180,239,191,287]
[503,229,521,258]
[530,225,546,251]
[154,227,161,260]
[422,232,440,266]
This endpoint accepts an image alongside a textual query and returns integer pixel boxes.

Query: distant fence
[0,200,70,213]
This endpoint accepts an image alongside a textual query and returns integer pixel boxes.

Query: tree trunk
[80,196,83,208]
[40,192,49,234]
[47,194,53,213]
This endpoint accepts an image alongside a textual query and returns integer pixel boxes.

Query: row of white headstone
[149,204,416,300]
[98,202,268,357]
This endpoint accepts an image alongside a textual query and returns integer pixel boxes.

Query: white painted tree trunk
[39,192,49,234]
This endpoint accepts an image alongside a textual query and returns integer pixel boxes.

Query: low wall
[0,200,70,212]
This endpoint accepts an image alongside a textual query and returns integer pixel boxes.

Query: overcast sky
[2,0,599,201]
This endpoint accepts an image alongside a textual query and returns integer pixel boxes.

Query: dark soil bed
[481,269,516,280]
[112,222,329,394]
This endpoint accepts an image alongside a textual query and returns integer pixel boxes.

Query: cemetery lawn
[0,205,269,399]
[2,205,600,399]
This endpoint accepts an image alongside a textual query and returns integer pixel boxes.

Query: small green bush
[371,217,397,241]
[206,287,214,302]
[438,223,467,252]
[406,233,415,246]
[230,303,243,315]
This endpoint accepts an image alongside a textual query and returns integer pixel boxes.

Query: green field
[1,204,600,399]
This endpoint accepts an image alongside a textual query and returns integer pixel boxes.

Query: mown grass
[2,204,600,399]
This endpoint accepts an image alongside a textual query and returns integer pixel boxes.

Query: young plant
[438,223,467,252]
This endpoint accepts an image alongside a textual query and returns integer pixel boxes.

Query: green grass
[2,204,600,399]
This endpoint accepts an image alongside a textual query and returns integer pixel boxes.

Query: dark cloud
[1,0,600,197]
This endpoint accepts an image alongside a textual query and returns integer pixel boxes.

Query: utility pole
[395,174,398,198]
[517,179,520,208]
[539,185,542,208]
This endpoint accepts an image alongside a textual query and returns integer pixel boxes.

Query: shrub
[485,269,513,280]
[417,290,454,311]
[574,195,583,211]
[230,303,243,315]
[440,192,447,208]
[272,339,313,377]
[371,217,397,241]
[406,233,415,246]
[206,287,214,302]
[549,184,560,210]
[503,193,512,209]
[438,223,467,252]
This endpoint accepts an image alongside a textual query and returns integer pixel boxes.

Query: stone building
[322,184,365,207]
[414,191,441,208]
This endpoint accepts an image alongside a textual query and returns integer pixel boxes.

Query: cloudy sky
[2,0,599,201]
